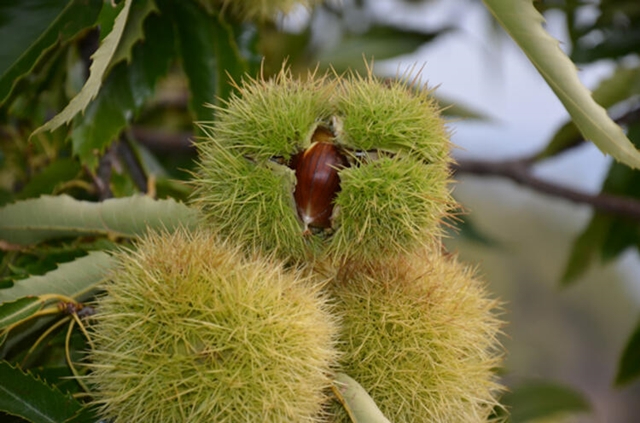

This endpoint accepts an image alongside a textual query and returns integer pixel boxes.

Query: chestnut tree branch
[452,158,640,221]
[127,116,640,221]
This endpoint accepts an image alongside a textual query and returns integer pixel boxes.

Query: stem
[452,158,640,221]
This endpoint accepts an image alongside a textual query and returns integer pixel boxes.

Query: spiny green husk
[192,67,454,264]
[334,71,451,165]
[330,155,450,263]
[202,69,335,162]
[328,248,504,423]
[86,228,338,422]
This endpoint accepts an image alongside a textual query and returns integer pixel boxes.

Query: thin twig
[452,158,640,221]
[117,135,148,194]
[131,127,195,155]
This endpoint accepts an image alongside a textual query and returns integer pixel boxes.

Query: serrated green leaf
[615,317,640,386]
[165,0,250,122]
[483,0,640,169]
[0,251,115,304]
[538,65,640,160]
[497,379,591,422]
[0,195,198,246]
[5,242,108,281]
[108,0,158,68]
[31,0,134,137]
[70,9,176,169]
[0,298,42,332]
[167,0,220,123]
[211,13,250,105]
[333,373,391,423]
[0,0,102,105]
[17,158,81,200]
[0,360,83,423]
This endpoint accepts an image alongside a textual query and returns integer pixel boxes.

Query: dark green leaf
[70,8,176,169]
[497,379,591,422]
[0,360,83,423]
[615,316,640,386]
[562,122,640,285]
[0,189,13,208]
[211,14,250,105]
[108,0,158,68]
[0,0,102,104]
[0,195,198,246]
[166,0,249,123]
[27,366,73,388]
[601,216,640,262]
[16,158,81,200]
[562,207,611,285]
[167,0,218,123]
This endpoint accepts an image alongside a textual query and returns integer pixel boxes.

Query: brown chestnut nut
[290,128,349,231]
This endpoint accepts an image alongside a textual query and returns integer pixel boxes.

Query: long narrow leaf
[497,379,591,422]
[482,0,640,169]
[0,251,115,304]
[168,0,220,123]
[0,195,199,246]
[538,65,640,160]
[108,0,158,67]
[70,7,176,168]
[333,373,391,423]
[615,317,640,386]
[31,0,134,137]
[0,298,42,332]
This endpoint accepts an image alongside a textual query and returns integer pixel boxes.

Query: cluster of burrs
[87,66,503,423]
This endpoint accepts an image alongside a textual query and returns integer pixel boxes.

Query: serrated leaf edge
[31,0,134,137]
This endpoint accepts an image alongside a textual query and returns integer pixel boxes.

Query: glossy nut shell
[290,131,348,230]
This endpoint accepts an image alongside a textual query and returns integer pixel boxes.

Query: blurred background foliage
[1,0,640,422]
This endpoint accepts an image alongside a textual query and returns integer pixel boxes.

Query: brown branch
[131,126,195,155]
[452,158,640,221]
[117,136,148,194]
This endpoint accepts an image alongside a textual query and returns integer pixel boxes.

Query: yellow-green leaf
[482,0,640,169]
[31,0,134,137]
[539,65,640,160]
[0,251,115,304]
[0,195,199,246]
[333,373,391,423]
